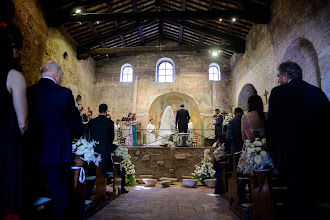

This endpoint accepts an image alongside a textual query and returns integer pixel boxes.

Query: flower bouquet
[192,149,216,185]
[237,138,275,175]
[213,143,226,161]
[223,112,234,125]
[112,144,136,186]
[72,137,101,187]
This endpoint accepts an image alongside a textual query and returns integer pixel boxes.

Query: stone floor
[88,182,240,220]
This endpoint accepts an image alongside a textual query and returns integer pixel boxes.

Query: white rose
[254,155,262,165]
[260,151,267,157]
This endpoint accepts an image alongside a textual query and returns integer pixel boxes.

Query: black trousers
[38,163,73,220]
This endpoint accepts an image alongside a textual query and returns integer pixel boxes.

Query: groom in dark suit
[26,61,84,219]
[265,61,330,220]
[176,104,190,133]
[87,104,114,178]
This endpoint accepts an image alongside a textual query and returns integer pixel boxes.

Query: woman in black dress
[0,7,28,219]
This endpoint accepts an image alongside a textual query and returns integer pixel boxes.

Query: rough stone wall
[128,147,214,180]
[94,52,232,134]
[231,0,330,110]
[12,0,96,108]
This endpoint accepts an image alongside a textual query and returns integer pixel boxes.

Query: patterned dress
[0,70,23,214]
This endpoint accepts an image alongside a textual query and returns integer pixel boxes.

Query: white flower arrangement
[224,112,234,125]
[72,137,101,166]
[213,143,226,161]
[165,141,176,151]
[112,145,136,178]
[237,138,275,175]
[192,149,216,185]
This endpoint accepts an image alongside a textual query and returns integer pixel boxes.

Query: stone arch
[148,92,201,131]
[238,84,257,110]
[282,38,321,88]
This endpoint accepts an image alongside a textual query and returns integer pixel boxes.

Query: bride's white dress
[150,106,176,146]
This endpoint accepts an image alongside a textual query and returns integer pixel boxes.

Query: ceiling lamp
[75,9,82,14]
[212,51,218,57]
[232,17,236,22]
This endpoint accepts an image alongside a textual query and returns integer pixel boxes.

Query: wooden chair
[192,134,198,147]
[111,155,123,200]
[72,181,86,220]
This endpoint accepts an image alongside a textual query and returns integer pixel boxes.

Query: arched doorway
[282,38,321,88]
[148,92,201,134]
[238,84,257,110]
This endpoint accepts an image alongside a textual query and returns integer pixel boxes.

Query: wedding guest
[265,61,330,219]
[241,95,265,141]
[114,119,121,143]
[26,61,84,220]
[87,104,114,178]
[125,113,133,147]
[226,107,244,153]
[0,17,27,220]
[214,108,224,147]
[87,110,93,121]
[132,113,138,147]
[146,119,156,145]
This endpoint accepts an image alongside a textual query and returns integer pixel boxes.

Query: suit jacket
[265,78,330,210]
[27,78,84,167]
[176,108,190,130]
[215,114,223,135]
[226,114,244,154]
[87,115,114,160]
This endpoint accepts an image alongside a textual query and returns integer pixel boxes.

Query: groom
[176,104,190,133]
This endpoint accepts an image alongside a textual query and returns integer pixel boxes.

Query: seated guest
[226,107,244,154]
[26,61,84,220]
[87,104,114,178]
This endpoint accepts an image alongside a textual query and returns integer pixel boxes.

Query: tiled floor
[88,182,240,220]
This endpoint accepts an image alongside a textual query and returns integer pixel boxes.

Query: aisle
[88,183,240,220]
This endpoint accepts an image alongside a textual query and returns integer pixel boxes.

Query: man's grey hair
[40,61,63,75]
[278,61,302,79]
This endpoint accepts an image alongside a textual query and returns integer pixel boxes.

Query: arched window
[120,64,133,82]
[156,58,175,82]
[209,63,220,81]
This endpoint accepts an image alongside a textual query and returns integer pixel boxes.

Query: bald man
[26,61,84,219]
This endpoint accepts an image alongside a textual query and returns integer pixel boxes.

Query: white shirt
[42,76,56,84]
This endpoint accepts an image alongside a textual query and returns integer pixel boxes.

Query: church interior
[2,0,330,219]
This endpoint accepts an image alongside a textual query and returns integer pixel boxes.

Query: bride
[150,106,176,146]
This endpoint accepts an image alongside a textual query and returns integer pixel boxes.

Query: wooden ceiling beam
[50,9,269,26]
[77,20,157,51]
[169,20,244,47]
[79,44,241,58]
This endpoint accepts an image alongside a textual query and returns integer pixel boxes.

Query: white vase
[204,179,216,188]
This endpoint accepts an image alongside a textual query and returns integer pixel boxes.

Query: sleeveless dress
[0,70,23,214]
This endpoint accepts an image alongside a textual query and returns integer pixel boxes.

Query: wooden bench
[111,155,123,200]
[228,152,251,219]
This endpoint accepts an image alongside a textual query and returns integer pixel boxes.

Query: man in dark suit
[265,61,330,220]
[226,107,244,154]
[26,61,84,220]
[176,104,190,133]
[87,104,114,178]
[214,109,223,146]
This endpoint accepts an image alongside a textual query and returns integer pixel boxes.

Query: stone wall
[94,52,232,135]
[12,0,96,108]
[231,0,330,110]
[128,147,214,181]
